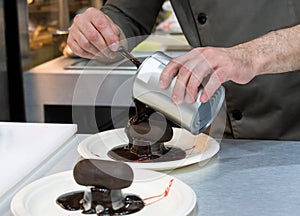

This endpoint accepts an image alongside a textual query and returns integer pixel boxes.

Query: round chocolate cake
[56,159,145,215]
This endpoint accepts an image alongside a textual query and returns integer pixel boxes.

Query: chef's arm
[236,23,300,76]
[158,23,300,104]
[101,0,165,50]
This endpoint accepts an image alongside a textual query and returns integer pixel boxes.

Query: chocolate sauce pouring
[107,99,186,163]
[110,49,186,162]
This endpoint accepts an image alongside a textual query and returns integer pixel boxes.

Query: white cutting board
[0,122,77,198]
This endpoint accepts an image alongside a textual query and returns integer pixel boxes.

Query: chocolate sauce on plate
[56,188,144,215]
[108,143,186,162]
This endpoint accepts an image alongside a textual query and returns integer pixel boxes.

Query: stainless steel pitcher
[132,51,225,135]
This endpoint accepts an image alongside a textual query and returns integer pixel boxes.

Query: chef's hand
[158,46,256,103]
[67,7,125,59]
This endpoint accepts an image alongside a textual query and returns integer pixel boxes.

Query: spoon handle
[117,46,142,68]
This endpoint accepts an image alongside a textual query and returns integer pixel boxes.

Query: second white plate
[11,169,196,216]
[78,128,220,170]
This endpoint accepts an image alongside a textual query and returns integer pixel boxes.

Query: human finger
[67,23,101,58]
[80,10,118,57]
[67,38,95,59]
[68,8,121,58]
[184,56,213,103]
[158,60,181,89]
[90,9,121,52]
[171,64,192,104]
[200,69,224,103]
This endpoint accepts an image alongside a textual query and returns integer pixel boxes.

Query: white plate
[78,128,219,170]
[11,169,196,216]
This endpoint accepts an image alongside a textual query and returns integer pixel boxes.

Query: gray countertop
[4,135,300,216]
[170,139,300,216]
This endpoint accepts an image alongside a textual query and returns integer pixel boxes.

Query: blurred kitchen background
[0,0,188,133]
[0,0,106,123]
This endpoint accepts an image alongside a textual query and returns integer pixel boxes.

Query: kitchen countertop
[3,133,300,216]
[0,122,77,216]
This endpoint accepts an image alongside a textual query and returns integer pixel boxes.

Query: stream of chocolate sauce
[107,100,186,162]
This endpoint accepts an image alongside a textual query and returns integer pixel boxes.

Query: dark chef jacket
[102,0,300,140]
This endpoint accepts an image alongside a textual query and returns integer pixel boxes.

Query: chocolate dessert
[56,159,144,215]
[107,100,186,162]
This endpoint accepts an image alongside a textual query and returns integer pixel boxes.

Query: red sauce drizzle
[143,179,174,206]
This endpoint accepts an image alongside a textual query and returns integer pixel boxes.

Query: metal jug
[132,51,225,135]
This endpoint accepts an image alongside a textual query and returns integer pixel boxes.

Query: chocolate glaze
[108,143,186,162]
[56,189,144,215]
[107,100,186,162]
[56,159,145,215]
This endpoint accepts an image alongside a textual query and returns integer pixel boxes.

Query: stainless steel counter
[4,135,300,215]
[170,139,300,215]
[23,55,137,123]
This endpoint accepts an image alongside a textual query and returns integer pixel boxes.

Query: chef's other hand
[158,46,256,103]
[67,7,125,59]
